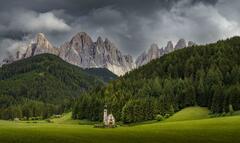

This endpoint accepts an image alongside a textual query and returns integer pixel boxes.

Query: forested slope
[0,54,116,119]
[73,37,240,123]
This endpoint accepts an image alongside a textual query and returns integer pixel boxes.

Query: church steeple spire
[103,105,108,126]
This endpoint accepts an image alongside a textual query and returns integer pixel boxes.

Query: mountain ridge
[1,32,195,75]
[2,32,135,76]
[135,39,196,67]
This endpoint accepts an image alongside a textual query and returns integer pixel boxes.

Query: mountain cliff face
[58,32,135,76]
[2,32,135,76]
[135,39,196,67]
[2,32,195,74]
[25,33,59,58]
[136,44,164,67]
[2,33,59,64]
[165,41,174,53]
[175,39,187,50]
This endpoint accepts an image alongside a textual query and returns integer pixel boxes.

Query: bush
[164,114,171,119]
[155,114,164,121]
[46,119,53,123]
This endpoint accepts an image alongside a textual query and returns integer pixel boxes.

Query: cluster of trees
[73,37,240,123]
[0,98,65,120]
[0,54,105,120]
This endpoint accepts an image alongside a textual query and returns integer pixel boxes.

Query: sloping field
[166,107,210,122]
[0,112,239,143]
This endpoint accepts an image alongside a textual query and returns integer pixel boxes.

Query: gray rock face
[165,41,174,53]
[2,33,59,65]
[136,39,195,68]
[59,32,95,68]
[148,44,160,60]
[2,32,135,76]
[188,41,196,47]
[25,33,59,58]
[135,44,161,67]
[59,32,135,75]
[2,33,196,74]
[135,51,148,67]
[175,39,186,50]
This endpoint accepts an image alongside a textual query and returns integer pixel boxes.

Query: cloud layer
[0,0,240,59]
[9,10,71,33]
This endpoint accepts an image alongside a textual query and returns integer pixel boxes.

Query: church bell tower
[103,105,108,126]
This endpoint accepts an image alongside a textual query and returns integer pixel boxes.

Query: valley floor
[0,107,240,143]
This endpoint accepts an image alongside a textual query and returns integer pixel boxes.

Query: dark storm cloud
[0,0,240,59]
[0,0,218,15]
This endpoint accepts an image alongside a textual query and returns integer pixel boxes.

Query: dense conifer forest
[73,37,240,123]
[0,54,116,120]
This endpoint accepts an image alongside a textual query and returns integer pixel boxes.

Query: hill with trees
[73,37,240,123]
[84,68,117,82]
[0,54,117,120]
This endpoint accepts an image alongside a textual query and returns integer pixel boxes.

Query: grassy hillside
[73,36,240,123]
[166,107,210,122]
[0,54,116,120]
[51,112,100,125]
[0,115,240,143]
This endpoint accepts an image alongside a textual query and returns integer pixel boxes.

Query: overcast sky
[0,0,240,59]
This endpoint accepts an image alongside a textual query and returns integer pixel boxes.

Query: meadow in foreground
[0,107,239,143]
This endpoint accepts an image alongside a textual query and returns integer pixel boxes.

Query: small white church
[103,105,116,128]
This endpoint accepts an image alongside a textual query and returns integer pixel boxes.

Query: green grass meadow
[166,107,210,122]
[0,107,239,143]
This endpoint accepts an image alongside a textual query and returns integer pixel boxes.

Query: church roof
[108,114,115,118]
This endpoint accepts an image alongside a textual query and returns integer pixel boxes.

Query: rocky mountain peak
[136,38,195,68]
[149,43,159,51]
[34,33,53,49]
[104,38,117,51]
[175,39,186,50]
[70,32,93,49]
[124,55,134,64]
[188,41,196,47]
[36,33,46,41]
[165,41,174,53]
[58,33,134,76]
[104,38,111,44]
[3,33,59,63]
[135,50,146,65]
[73,32,90,39]
[135,43,160,67]
[2,32,135,76]
[148,43,160,60]
[25,33,58,58]
[3,32,196,76]
[96,36,104,45]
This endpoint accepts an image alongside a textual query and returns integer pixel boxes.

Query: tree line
[0,54,104,120]
[73,37,240,123]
